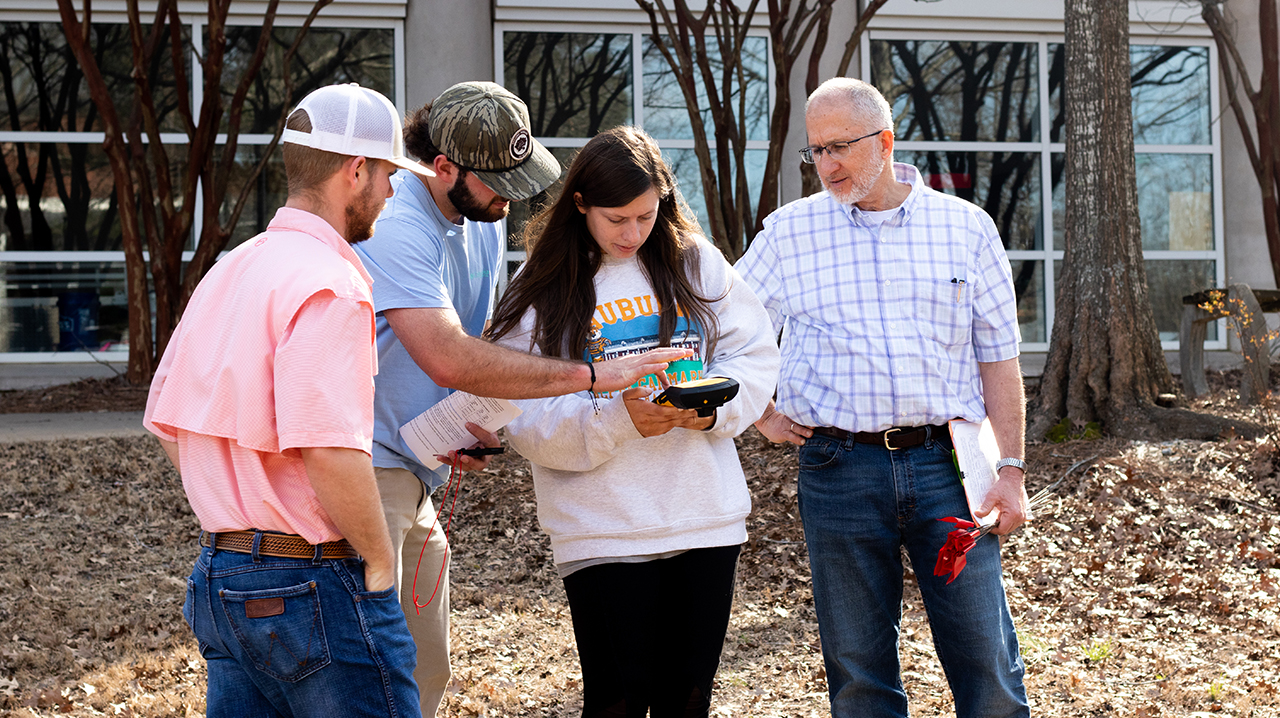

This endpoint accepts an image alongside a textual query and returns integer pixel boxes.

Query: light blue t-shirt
[354,172,504,489]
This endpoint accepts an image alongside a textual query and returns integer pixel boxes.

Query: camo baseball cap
[428,82,560,201]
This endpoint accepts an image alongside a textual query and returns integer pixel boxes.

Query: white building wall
[404,0,494,109]
[1218,0,1274,293]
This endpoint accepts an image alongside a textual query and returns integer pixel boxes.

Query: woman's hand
[623,387,709,437]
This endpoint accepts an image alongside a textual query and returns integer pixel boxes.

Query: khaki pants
[375,466,450,717]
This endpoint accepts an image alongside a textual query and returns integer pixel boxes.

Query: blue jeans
[797,433,1028,718]
[184,545,421,718]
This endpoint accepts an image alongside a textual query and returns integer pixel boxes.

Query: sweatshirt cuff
[599,392,644,445]
[704,396,745,438]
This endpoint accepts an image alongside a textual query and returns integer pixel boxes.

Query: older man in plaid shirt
[737,77,1031,718]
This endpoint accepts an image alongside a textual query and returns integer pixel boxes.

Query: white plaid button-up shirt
[735,163,1021,433]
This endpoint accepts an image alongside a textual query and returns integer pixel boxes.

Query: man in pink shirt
[144,84,432,718]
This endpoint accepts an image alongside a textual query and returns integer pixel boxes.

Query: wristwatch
[995,457,1027,474]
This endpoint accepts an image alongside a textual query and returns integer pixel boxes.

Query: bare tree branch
[837,0,890,76]
[221,0,334,249]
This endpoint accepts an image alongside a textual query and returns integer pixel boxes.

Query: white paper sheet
[947,418,1001,529]
[398,392,522,470]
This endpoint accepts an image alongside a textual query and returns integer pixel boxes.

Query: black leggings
[561,544,742,718]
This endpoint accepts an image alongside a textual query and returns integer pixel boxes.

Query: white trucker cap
[282,83,434,177]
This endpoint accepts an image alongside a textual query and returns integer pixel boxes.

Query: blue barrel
[57,291,100,351]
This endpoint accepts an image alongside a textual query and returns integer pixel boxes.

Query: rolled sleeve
[274,292,377,453]
[971,218,1021,363]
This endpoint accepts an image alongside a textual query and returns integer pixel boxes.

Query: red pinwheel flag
[933,517,980,585]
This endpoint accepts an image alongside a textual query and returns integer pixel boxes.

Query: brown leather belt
[812,424,952,451]
[200,530,359,560]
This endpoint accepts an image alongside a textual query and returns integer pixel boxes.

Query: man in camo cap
[354,82,692,716]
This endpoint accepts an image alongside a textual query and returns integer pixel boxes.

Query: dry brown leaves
[1,378,149,415]
[3,396,1280,716]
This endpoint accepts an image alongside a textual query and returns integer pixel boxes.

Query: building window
[0,19,399,356]
[497,27,772,285]
[871,37,1221,349]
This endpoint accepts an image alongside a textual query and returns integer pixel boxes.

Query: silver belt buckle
[883,427,902,450]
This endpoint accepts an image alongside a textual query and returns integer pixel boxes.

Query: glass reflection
[504,33,633,138]
[1137,154,1213,251]
[642,36,769,142]
[1049,44,1210,145]
[662,148,767,251]
[897,150,1042,251]
[1011,259,1044,343]
[1,142,184,253]
[1146,259,1216,341]
[0,261,129,352]
[0,22,185,134]
[221,26,393,135]
[1131,46,1210,145]
[1051,153,1213,251]
[870,40,1039,143]
[506,147,576,252]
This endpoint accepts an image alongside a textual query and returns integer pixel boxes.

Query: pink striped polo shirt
[144,207,377,544]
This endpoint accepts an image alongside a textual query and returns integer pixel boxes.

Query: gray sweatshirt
[499,237,780,566]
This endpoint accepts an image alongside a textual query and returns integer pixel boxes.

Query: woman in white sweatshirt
[486,126,780,718]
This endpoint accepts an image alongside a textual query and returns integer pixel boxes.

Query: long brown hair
[487,126,720,361]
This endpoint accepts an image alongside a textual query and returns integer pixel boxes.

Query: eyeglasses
[799,130,887,164]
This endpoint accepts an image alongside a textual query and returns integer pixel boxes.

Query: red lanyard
[410,455,463,614]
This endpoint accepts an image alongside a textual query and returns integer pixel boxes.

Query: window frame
[493,19,776,294]
[0,13,405,361]
[863,28,1225,352]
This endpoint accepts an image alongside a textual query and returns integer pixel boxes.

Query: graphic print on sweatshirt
[585,292,703,399]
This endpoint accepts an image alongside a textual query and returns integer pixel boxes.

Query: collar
[842,163,925,227]
[267,207,374,288]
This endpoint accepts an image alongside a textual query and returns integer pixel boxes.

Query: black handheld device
[652,377,740,417]
[457,447,504,457]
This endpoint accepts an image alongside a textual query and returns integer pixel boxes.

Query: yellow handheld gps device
[652,377,740,417]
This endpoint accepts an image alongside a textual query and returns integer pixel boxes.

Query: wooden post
[1228,283,1271,404]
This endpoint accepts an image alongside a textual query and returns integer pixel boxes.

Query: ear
[342,155,368,189]
[878,130,894,159]
[573,192,587,214]
[433,154,459,183]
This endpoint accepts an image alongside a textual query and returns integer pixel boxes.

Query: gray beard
[825,156,888,206]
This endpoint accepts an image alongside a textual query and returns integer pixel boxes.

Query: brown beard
[448,170,510,223]
[345,179,384,244]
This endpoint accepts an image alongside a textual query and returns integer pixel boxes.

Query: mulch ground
[1,377,149,414]
[1,372,1279,716]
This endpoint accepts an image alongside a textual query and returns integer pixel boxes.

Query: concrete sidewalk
[0,411,148,443]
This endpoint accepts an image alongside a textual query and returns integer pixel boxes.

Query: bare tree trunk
[640,0,890,255]
[759,0,832,227]
[638,0,735,257]
[56,0,153,382]
[798,0,887,197]
[1031,0,1253,440]
[56,0,328,382]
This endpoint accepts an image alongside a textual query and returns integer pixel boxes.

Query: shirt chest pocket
[910,278,973,347]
